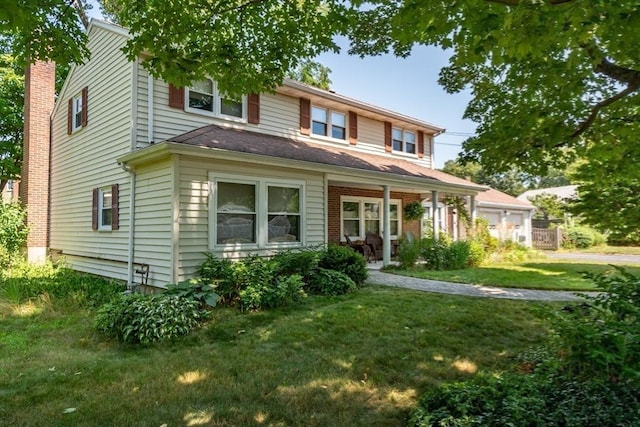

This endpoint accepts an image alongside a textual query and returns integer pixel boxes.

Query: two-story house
[35,19,491,288]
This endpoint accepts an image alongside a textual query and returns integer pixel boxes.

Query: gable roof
[120,125,485,193]
[517,185,578,201]
[476,188,534,210]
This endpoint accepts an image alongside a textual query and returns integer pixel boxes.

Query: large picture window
[211,174,304,248]
[186,78,245,119]
[341,197,401,240]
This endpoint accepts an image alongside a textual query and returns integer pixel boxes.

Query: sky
[86,3,474,168]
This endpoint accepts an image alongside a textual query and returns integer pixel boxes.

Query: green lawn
[559,245,640,256]
[0,286,552,426]
[385,259,640,291]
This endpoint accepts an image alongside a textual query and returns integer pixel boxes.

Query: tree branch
[571,83,640,139]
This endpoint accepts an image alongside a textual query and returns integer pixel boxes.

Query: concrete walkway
[365,265,586,301]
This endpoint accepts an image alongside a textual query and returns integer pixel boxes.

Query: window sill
[184,107,246,123]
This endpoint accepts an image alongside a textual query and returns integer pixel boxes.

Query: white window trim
[422,202,447,233]
[71,93,83,133]
[392,128,418,156]
[311,105,347,141]
[185,78,247,122]
[340,196,402,241]
[98,187,112,231]
[209,173,306,250]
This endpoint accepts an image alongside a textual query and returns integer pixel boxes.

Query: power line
[435,141,463,147]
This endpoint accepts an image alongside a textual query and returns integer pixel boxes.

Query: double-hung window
[211,174,304,248]
[92,184,119,231]
[311,106,346,140]
[186,79,244,119]
[392,128,416,154]
[341,197,401,240]
[72,95,83,131]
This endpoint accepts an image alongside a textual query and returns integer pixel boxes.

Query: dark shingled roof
[169,125,482,189]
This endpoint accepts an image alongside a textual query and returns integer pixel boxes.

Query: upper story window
[67,86,88,135]
[392,128,416,154]
[311,106,346,140]
[186,78,244,120]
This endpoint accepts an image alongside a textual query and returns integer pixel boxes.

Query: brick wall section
[327,185,422,243]
[21,61,55,250]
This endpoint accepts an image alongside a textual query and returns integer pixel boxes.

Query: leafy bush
[317,244,368,286]
[0,201,28,255]
[95,294,209,344]
[466,240,485,267]
[563,226,606,249]
[448,241,471,270]
[549,267,640,381]
[306,268,356,296]
[235,255,307,310]
[409,373,640,427]
[270,248,319,279]
[396,232,422,268]
[196,253,238,305]
[164,278,219,308]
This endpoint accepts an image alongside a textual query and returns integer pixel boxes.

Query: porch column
[382,185,391,266]
[432,190,439,240]
[469,195,477,228]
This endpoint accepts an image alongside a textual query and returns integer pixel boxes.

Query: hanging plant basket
[403,201,425,221]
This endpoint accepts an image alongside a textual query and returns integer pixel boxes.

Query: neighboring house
[27,19,490,288]
[475,188,535,246]
[517,185,578,202]
[420,188,535,246]
[1,180,17,203]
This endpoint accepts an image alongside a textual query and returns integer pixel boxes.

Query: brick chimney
[20,61,55,263]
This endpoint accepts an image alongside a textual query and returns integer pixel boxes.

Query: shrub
[448,241,471,270]
[466,240,485,267]
[306,268,356,296]
[563,226,605,249]
[409,373,640,427]
[317,244,368,286]
[270,248,319,279]
[196,253,238,305]
[95,294,209,344]
[549,267,640,381]
[235,255,306,310]
[396,232,422,268]
[0,201,28,255]
[164,278,219,308]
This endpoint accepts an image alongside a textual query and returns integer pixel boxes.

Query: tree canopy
[99,1,638,175]
[0,52,24,192]
[0,0,89,66]
[286,60,332,90]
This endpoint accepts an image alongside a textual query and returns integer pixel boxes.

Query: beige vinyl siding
[49,23,132,282]
[133,160,174,287]
[136,65,149,147]
[150,83,302,143]
[357,116,385,150]
[175,155,326,282]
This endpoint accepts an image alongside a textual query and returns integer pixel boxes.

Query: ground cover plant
[409,267,640,426]
[1,271,551,426]
[386,259,640,292]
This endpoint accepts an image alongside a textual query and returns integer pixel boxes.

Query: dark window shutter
[300,98,311,135]
[247,93,260,124]
[168,84,185,109]
[348,111,358,145]
[384,121,392,152]
[111,184,119,230]
[417,130,424,158]
[67,98,73,135]
[92,188,99,230]
[81,86,88,127]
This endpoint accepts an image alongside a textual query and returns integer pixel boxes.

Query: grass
[385,259,640,291]
[559,245,640,256]
[0,281,553,426]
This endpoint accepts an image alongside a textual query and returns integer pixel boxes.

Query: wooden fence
[532,227,563,250]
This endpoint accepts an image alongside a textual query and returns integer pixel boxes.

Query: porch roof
[120,125,486,194]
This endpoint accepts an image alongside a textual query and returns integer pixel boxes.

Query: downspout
[121,163,136,289]
[147,72,154,144]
